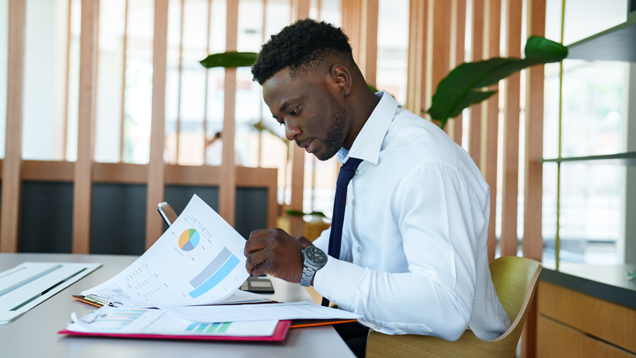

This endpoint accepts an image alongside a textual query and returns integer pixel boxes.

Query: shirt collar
[337,90,398,165]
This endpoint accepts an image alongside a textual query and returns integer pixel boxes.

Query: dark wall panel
[16,182,269,254]
[235,187,268,239]
[20,181,73,253]
[164,185,219,214]
[90,183,147,255]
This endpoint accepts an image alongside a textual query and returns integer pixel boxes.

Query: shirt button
[355,170,360,175]
[352,199,356,205]
[357,247,362,253]
[375,324,381,330]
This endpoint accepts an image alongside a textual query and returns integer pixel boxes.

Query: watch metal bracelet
[300,266,316,287]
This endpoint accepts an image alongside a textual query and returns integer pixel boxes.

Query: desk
[0,253,355,358]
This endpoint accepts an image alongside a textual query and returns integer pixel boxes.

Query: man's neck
[342,90,381,150]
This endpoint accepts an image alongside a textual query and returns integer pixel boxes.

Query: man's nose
[285,120,301,141]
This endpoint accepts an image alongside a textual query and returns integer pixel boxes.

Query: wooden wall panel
[405,0,427,116]
[481,0,501,262]
[468,0,484,167]
[450,0,466,145]
[341,0,361,63]
[219,0,239,226]
[425,0,452,124]
[358,0,379,87]
[288,0,310,236]
[523,1,546,357]
[119,0,129,162]
[501,0,523,257]
[523,0,546,263]
[72,0,99,254]
[0,0,26,253]
[145,0,169,248]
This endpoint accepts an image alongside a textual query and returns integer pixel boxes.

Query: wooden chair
[366,256,542,358]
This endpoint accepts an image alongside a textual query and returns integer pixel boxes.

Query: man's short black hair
[251,19,353,85]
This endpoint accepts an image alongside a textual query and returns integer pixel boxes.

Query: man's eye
[290,107,298,115]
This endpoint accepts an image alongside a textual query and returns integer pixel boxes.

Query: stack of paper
[61,195,360,341]
[65,306,280,337]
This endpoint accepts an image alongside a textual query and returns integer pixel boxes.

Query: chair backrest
[489,256,542,331]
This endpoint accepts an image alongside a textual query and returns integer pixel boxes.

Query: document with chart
[82,195,249,307]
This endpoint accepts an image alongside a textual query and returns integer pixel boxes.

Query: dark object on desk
[158,202,179,226]
[240,277,275,294]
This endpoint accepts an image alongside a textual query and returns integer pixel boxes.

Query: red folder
[57,320,291,342]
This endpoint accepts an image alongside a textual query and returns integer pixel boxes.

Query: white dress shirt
[312,91,511,341]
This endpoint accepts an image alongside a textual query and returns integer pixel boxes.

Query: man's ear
[330,64,352,97]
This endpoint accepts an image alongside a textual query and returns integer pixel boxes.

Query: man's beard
[316,97,348,161]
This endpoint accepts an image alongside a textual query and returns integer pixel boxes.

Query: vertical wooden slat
[72,0,99,254]
[468,0,484,167]
[523,0,545,265]
[219,0,239,226]
[358,0,378,87]
[500,0,522,257]
[450,0,466,145]
[0,0,26,253]
[257,0,267,167]
[288,0,310,236]
[63,0,73,161]
[175,0,185,164]
[145,0,169,248]
[426,0,452,125]
[119,0,129,163]
[481,0,501,262]
[203,0,212,164]
[522,0,546,357]
[405,0,427,116]
[92,0,100,139]
[341,0,361,63]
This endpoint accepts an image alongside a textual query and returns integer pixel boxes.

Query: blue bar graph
[188,254,240,298]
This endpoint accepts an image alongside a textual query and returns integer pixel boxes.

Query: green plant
[427,36,568,129]
[285,209,327,218]
[200,51,258,68]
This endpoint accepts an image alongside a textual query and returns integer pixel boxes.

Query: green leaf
[525,35,568,63]
[200,51,258,68]
[285,209,305,217]
[285,209,327,218]
[426,36,567,129]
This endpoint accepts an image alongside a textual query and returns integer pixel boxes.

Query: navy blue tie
[322,157,363,307]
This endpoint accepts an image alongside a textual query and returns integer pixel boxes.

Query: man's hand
[244,228,314,283]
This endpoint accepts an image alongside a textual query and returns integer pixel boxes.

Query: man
[244,19,510,357]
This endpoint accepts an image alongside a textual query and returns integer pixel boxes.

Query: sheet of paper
[67,306,278,337]
[83,195,249,307]
[163,301,361,323]
[211,289,272,305]
[0,262,101,324]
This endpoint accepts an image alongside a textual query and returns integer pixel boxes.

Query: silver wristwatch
[300,246,328,287]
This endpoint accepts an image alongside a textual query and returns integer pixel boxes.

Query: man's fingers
[250,261,271,277]
[296,236,313,248]
[249,229,272,239]
[245,250,268,274]
[244,236,268,256]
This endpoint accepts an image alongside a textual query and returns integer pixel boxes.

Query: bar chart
[188,247,240,298]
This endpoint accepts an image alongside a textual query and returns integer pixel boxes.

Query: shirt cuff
[313,256,365,310]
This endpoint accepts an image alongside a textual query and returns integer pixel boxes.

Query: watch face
[306,247,327,265]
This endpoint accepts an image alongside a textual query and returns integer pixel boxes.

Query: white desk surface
[0,253,355,358]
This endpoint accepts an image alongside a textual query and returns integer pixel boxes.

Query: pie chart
[179,229,200,251]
